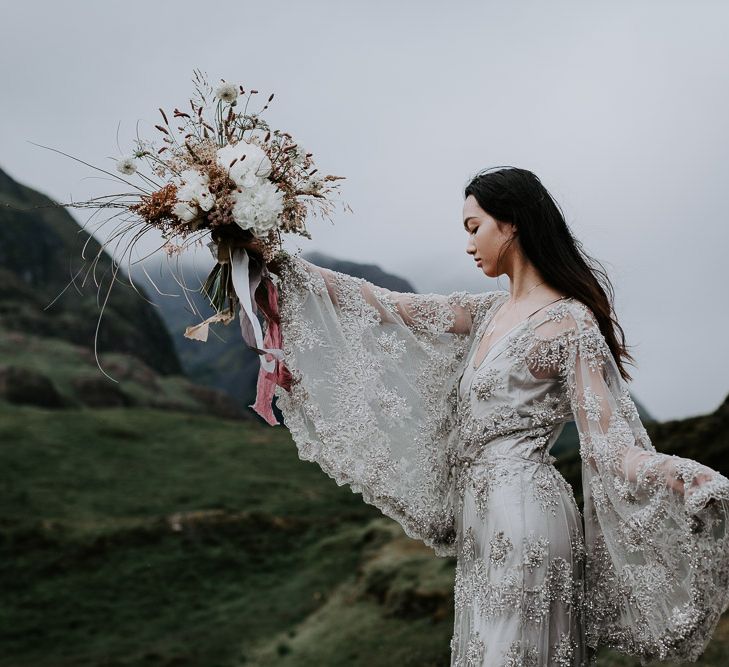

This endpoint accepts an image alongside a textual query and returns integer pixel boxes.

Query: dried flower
[116,155,137,175]
[301,176,324,194]
[214,81,239,103]
[49,69,348,348]
[291,143,308,166]
[129,182,177,223]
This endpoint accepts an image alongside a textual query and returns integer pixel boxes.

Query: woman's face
[463,195,516,278]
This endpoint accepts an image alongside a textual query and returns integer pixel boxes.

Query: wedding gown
[270,252,729,666]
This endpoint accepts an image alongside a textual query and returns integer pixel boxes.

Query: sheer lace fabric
[272,252,729,666]
[272,254,493,555]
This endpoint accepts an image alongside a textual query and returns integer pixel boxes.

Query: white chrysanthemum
[231,178,284,236]
[216,141,272,186]
[214,81,239,103]
[116,155,137,175]
[173,169,214,223]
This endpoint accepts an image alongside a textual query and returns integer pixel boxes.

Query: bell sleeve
[271,252,496,557]
[564,301,729,662]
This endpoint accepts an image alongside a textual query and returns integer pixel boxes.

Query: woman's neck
[504,260,564,303]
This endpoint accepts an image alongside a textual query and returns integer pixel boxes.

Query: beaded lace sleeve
[561,301,729,662]
[271,252,499,556]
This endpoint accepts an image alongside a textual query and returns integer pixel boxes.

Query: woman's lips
[475,259,482,267]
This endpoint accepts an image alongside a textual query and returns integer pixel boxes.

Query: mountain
[0,162,656,431]
[1,166,726,667]
[0,165,247,419]
[301,250,417,291]
[0,166,181,376]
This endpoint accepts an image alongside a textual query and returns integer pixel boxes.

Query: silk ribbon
[183,243,289,425]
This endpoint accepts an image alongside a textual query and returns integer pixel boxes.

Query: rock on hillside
[0,328,248,419]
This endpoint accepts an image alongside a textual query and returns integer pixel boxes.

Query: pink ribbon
[184,244,292,426]
[250,276,292,425]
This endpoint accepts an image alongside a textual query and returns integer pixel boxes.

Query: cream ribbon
[184,244,284,375]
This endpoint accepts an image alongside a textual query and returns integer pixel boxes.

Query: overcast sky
[3,0,728,421]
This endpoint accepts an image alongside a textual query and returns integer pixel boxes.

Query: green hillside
[0,166,181,376]
[2,396,729,667]
[0,402,445,667]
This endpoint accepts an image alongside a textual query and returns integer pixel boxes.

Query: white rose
[172,201,198,223]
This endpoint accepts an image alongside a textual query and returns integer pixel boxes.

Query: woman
[260,166,729,666]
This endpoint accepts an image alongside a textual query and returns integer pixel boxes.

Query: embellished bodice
[453,294,576,468]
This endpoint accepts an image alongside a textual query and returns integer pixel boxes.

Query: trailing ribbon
[250,273,292,425]
[183,243,291,426]
[228,247,283,373]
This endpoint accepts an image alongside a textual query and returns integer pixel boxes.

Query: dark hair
[464,166,636,382]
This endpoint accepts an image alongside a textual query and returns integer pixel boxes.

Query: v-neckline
[470,293,569,371]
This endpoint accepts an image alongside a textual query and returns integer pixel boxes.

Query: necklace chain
[484,280,545,336]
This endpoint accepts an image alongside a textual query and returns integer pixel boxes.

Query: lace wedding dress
[270,252,729,666]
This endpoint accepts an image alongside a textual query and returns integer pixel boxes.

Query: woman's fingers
[666,470,715,496]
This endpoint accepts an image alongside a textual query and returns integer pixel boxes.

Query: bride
[252,166,729,666]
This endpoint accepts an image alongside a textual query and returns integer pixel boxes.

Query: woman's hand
[664,467,715,497]
[211,231,285,275]
[213,235,263,263]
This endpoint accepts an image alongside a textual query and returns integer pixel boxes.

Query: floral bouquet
[41,69,348,425]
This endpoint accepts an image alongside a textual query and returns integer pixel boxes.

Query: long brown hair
[464,166,637,382]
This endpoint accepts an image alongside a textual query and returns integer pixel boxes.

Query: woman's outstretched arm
[281,254,482,336]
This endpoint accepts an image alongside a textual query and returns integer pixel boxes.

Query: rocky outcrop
[0,365,66,408]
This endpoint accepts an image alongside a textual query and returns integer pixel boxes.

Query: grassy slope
[2,403,729,666]
[0,403,451,667]
[0,328,248,420]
